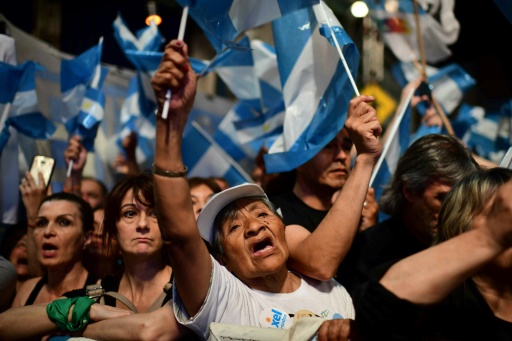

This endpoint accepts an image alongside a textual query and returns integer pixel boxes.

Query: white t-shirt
[173,256,355,340]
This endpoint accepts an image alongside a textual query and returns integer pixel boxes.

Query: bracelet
[152,164,188,178]
[46,296,96,332]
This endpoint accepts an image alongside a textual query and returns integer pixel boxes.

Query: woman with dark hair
[11,192,96,307]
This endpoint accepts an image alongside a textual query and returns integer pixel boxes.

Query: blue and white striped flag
[392,62,475,116]
[0,61,56,153]
[264,1,359,174]
[177,0,320,53]
[60,40,108,151]
[364,0,460,63]
[213,101,261,164]
[183,121,253,186]
[113,14,163,61]
[462,105,500,161]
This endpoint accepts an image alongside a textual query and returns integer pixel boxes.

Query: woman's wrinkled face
[34,200,86,269]
[219,198,289,283]
[191,184,215,220]
[115,190,163,258]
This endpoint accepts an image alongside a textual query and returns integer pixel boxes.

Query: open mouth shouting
[41,242,58,257]
[251,237,275,257]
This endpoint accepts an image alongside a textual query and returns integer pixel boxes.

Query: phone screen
[30,156,55,187]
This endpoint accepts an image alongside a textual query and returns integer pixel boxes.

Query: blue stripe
[182,124,212,170]
[272,6,317,86]
[211,36,253,67]
[6,113,56,139]
[125,51,163,73]
[0,62,22,103]
[60,43,102,93]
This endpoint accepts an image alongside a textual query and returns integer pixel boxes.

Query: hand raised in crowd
[344,94,382,165]
[19,171,48,224]
[151,40,197,122]
[360,187,379,231]
[64,135,87,173]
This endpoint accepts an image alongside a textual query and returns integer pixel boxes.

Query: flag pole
[318,2,360,96]
[369,88,415,187]
[161,5,189,120]
[411,60,455,136]
[412,0,427,78]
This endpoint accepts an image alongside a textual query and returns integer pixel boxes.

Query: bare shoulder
[11,276,42,307]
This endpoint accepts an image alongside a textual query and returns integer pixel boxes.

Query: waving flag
[112,11,163,165]
[392,62,475,116]
[113,14,163,59]
[264,1,359,174]
[364,0,460,63]
[177,0,320,53]
[0,61,56,153]
[60,40,108,151]
[184,121,253,186]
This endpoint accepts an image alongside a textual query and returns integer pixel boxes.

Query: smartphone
[29,155,55,188]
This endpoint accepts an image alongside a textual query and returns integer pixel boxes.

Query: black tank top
[24,272,99,306]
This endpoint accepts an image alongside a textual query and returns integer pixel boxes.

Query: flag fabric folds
[264,1,359,174]
[364,0,460,63]
[177,0,320,53]
[0,61,56,153]
[183,121,254,186]
[392,61,475,116]
[112,13,163,166]
[60,40,108,151]
[113,14,163,62]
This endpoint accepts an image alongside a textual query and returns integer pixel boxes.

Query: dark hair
[188,177,222,194]
[379,134,480,215]
[211,196,282,259]
[102,174,169,266]
[435,167,512,244]
[39,192,94,234]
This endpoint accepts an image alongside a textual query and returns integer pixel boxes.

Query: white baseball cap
[197,183,267,245]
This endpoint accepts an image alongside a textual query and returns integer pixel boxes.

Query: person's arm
[19,171,46,277]
[63,135,87,196]
[152,40,212,317]
[82,301,193,341]
[379,178,512,304]
[287,95,382,280]
[0,301,131,341]
[121,132,140,176]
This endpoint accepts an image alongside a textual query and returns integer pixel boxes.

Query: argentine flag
[113,14,163,61]
[0,61,56,153]
[177,0,320,53]
[264,1,359,174]
[392,62,475,116]
[60,40,108,151]
[183,121,253,186]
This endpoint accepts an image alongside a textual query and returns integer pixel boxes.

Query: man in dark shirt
[270,127,379,232]
[350,134,480,290]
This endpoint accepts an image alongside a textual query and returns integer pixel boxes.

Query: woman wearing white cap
[150,40,382,340]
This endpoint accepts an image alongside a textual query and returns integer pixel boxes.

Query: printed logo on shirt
[259,308,293,329]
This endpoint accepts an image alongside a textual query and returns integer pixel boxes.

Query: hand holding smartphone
[29,155,55,188]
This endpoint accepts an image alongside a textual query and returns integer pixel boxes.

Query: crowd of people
[0,39,511,341]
